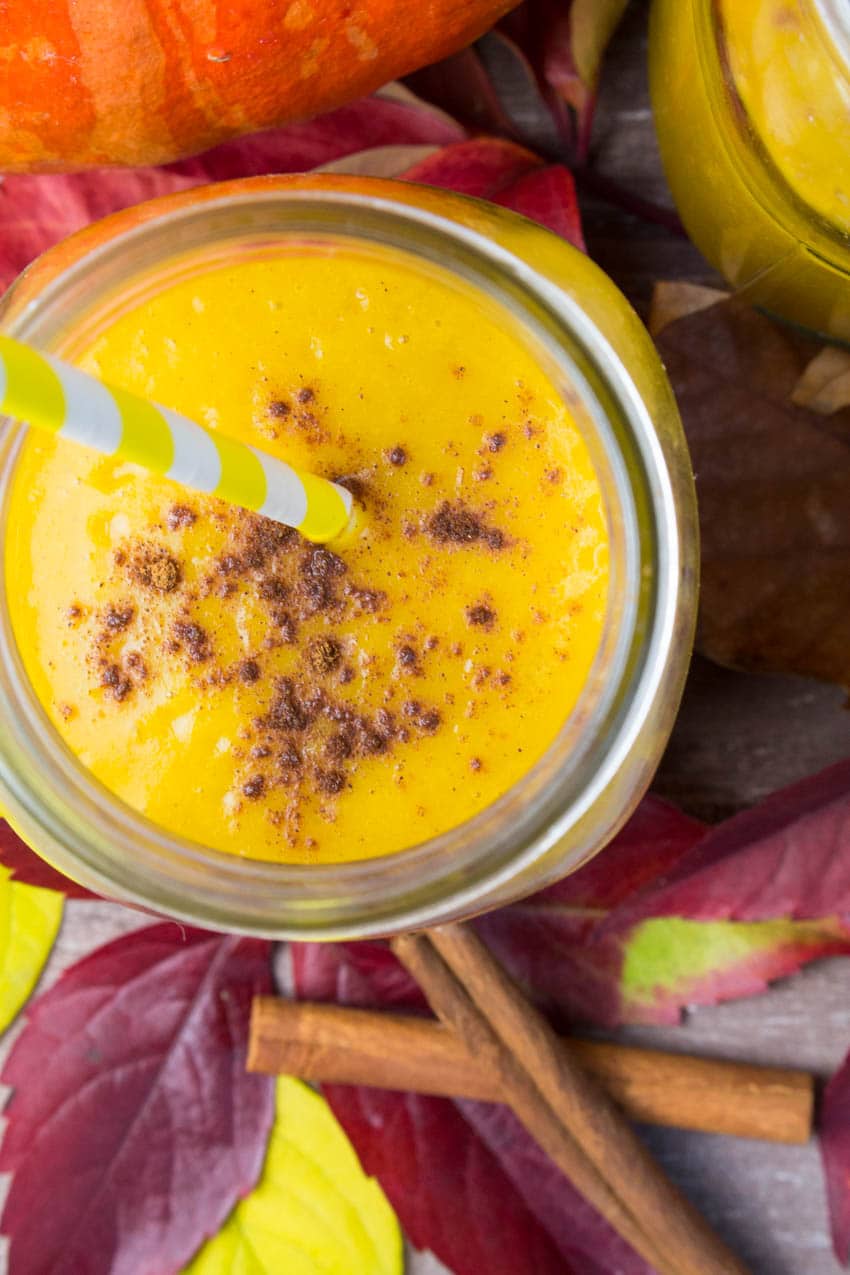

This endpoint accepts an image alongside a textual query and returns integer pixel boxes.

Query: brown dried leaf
[647,282,727,338]
[791,344,850,415]
[652,284,850,689]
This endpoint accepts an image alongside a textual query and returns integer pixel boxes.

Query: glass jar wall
[0,175,697,938]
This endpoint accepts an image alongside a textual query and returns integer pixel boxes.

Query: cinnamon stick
[247,999,813,1144]
[392,928,677,1275]
[393,926,750,1275]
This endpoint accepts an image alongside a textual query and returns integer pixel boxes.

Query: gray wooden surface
[3,4,850,1273]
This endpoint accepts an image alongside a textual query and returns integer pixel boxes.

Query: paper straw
[0,334,353,543]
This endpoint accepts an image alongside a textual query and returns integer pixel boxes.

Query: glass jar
[651,0,850,341]
[0,174,697,939]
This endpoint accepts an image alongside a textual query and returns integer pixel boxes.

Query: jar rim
[0,179,690,938]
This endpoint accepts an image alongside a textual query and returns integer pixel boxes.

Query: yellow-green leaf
[0,867,62,1033]
[184,1077,402,1275]
[569,0,631,105]
[621,915,849,1022]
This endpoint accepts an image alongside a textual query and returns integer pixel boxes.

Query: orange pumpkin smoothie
[5,247,609,864]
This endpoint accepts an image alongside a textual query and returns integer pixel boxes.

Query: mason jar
[651,0,850,341]
[0,174,697,939]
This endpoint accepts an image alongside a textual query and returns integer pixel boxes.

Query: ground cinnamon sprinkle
[326,731,353,761]
[167,504,197,530]
[259,579,288,601]
[309,637,342,674]
[302,547,346,583]
[273,614,298,644]
[71,402,507,826]
[25,253,614,869]
[128,543,182,594]
[344,584,385,614]
[125,651,148,681]
[104,605,134,632]
[466,603,496,629]
[100,664,132,702]
[261,677,310,733]
[279,743,302,772]
[238,659,261,684]
[315,767,346,795]
[397,644,418,669]
[172,620,211,663]
[426,500,506,551]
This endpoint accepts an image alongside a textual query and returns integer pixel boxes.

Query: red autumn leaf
[458,1100,651,1275]
[297,769,850,1042]
[605,760,850,929]
[292,941,652,1275]
[492,164,586,248]
[478,774,850,1027]
[0,819,97,900]
[0,924,274,1275]
[332,1087,573,1275]
[821,1047,850,1262]
[0,95,464,295]
[163,96,464,183]
[291,933,426,1013]
[472,796,705,1025]
[399,139,585,251]
[518,795,705,913]
[400,136,542,197]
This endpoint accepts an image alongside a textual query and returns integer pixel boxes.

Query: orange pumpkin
[1,0,514,173]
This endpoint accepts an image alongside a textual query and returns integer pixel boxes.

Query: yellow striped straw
[0,334,353,543]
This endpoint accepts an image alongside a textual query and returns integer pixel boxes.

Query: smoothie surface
[7,249,609,862]
[721,0,850,233]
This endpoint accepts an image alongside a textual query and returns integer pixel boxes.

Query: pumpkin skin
[0,0,515,173]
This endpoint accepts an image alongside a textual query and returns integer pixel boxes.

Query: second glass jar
[651,0,850,341]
